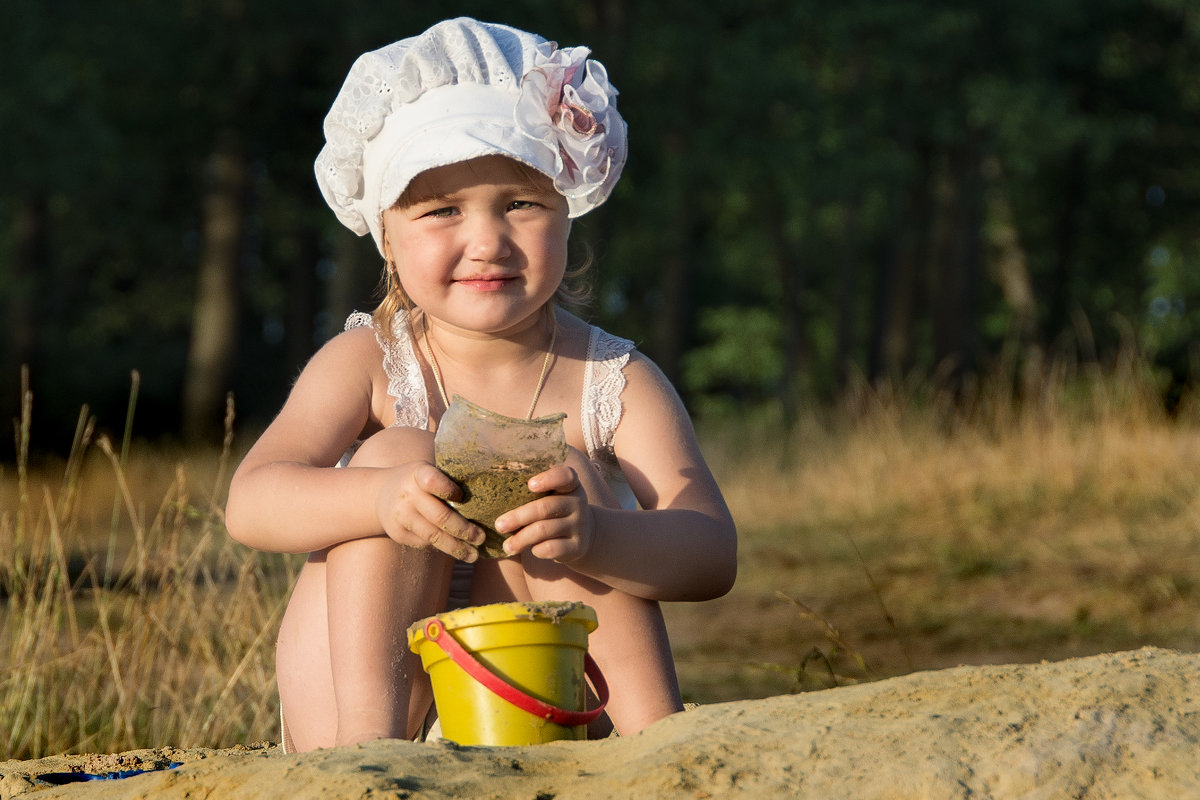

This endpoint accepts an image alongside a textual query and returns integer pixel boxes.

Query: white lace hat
[314,17,628,254]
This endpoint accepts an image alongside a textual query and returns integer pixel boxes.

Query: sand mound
[4,647,1197,799]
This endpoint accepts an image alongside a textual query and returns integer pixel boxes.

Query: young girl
[225,17,736,753]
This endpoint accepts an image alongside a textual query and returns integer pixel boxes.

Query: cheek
[393,257,444,299]
[389,244,449,306]
[535,238,570,285]
[542,221,572,267]
[388,229,445,275]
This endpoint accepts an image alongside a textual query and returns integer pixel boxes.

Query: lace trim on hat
[314,18,627,247]
[316,21,555,239]
[345,310,429,429]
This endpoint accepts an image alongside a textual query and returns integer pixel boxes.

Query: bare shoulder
[320,321,381,352]
[296,325,386,400]
[559,314,686,428]
[610,348,728,514]
[550,308,597,356]
[246,324,389,466]
[308,323,383,368]
[612,348,699,456]
[621,350,688,413]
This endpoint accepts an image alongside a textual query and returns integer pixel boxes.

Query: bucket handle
[423,619,609,727]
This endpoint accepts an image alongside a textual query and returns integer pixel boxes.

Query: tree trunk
[868,144,932,384]
[285,230,320,378]
[983,160,1036,338]
[1048,141,1087,355]
[182,132,245,441]
[651,131,693,387]
[931,140,984,388]
[4,194,44,387]
[769,195,808,427]
[834,204,861,393]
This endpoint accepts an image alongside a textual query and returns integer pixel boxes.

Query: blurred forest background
[4,0,1199,454]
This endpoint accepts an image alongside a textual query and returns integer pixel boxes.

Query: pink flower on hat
[516,46,627,215]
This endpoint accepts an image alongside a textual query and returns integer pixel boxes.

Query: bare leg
[276,552,337,751]
[327,536,451,745]
[516,558,682,736]
[275,427,452,750]
[483,451,684,737]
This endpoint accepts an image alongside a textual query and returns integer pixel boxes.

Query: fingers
[494,493,575,537]
[495,464,583,533]
[495,493,591,561]
[526,464,581,495]
[417,496,485,561]
[413,462,464,503]
[426,527,480,562]
[387,509,480,562]
[379,462,586,562]
[378,463,484,560]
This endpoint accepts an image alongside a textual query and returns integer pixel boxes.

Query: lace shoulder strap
[345,310,429,429]
[581,325,634,462]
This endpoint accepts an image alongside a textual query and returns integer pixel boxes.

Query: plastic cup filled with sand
[434,395,568,559]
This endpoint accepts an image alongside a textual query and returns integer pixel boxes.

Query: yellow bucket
[407,601,607,746]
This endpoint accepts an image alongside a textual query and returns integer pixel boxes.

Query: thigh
[276,552,338,751]
[469,556,532,605]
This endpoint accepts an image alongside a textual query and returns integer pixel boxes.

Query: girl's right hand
[376,461,485,562]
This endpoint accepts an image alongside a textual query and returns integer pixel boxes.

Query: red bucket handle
[423,618,608,727]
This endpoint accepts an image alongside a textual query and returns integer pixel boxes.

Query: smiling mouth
[456,276,516,291]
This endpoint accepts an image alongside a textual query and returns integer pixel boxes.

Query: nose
[463,214,512,262]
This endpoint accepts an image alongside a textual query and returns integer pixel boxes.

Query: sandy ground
[3,647,1197,799]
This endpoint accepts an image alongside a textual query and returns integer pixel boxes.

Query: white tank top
[345,310,638,509]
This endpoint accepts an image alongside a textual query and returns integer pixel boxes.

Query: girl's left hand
[493,464,595,562]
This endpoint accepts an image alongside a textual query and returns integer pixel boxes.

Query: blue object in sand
[37,762,183,784]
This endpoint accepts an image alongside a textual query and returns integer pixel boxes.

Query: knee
[347,426,435,469]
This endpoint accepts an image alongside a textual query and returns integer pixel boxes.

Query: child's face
[382,155,570,337]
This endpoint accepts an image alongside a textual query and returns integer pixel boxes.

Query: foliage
[3,0,1200,448]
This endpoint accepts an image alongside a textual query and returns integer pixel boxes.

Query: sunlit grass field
[669,360,1200,702]
[3,361,1199,760]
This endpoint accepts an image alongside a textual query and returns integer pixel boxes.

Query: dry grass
[1,381,298,760]
[667,361,1200,702]
[3,360,1199,758]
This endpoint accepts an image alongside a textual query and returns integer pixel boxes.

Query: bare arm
[225,328,481,557]
[496,354,737,602]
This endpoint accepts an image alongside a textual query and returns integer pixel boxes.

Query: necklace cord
[421,314,557,421]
